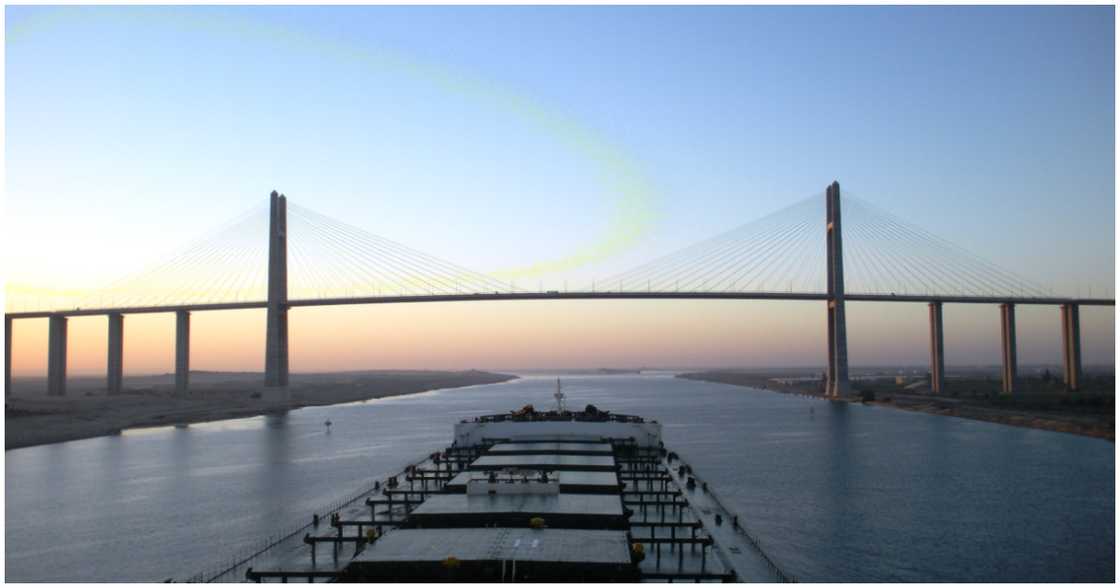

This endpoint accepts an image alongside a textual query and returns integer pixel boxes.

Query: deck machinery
[230,405,792,582]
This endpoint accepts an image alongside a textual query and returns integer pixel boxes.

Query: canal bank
[5,370,517,449]
[678,371,1115,441]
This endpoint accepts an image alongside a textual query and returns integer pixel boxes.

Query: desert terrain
[6,370,517,449]
[679,369,1115,441]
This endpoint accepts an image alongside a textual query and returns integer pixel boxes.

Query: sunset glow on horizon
[6,5,1115,378]
[8,301,1115,378]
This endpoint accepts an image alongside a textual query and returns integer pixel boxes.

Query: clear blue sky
[5,6,1115,369]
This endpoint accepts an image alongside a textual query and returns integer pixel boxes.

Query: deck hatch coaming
[350,528,633,565]
[445,469,622,494]
[343,528,639,580]
[405,493,629,530]
[469,454,617,472]
[485,441,614,455]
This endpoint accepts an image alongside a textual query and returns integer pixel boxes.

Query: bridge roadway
[4,290,1115,320]
[8,187,1110,400]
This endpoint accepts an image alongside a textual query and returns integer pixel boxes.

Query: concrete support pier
[47,315,68,396]
[1000,303,1017,395]
[5,316,12,397]
[265,190,290,388]
[1060,304,1082,392]
[825,181,850,398]
[107,313,124,395]
[928,302,945,395]
[175,310,190,396]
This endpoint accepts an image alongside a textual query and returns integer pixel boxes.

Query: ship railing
[678,459,798,583]
[467,412,646,424]
[181,452,442,583]
[181,482,377,583]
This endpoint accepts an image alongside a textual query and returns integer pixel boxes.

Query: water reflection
[5,374,1114,582]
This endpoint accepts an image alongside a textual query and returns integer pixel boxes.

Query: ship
[190,380,795,582]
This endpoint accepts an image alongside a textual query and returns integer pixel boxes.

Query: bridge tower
[825,181,850,398]
[1060,303,1082,392]
[47,315,67,396]
[175,310,190,395]
[5,316,12,397]
[264,191,290,387]
[1000,303,1017,395]
[107,313,124,395]
[928,302,945,394]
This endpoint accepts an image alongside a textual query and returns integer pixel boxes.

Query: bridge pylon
[47,315,67,396]
[265,190,290,388]
[1060,303,1082,392]
[176,310,191,395]
[5,316,11,397]
[825,181,850,398]
[107,313,124,395]
[928,302,945,395]
[1000,303,1017,395]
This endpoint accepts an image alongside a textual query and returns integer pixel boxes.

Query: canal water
[5,374,1114,581]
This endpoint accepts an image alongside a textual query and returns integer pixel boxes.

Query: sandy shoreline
[866,395,1115,441]
[5,370,517,450]
[678,371,1114,441]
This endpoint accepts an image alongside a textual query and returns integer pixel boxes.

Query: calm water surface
[5,374,1114,581]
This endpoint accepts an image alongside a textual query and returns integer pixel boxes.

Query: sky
[5,5,1116,375]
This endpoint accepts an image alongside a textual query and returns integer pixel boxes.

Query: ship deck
[344,528,636,580]
[485,441,615,455]
[468,454,618,471]
[406,493,628,529]
[199,410,795,583]
[444,469,622,494]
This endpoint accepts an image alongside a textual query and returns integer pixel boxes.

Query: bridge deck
[6,291,1113,319]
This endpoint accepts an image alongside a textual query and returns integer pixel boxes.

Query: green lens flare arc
[11,8,660,281]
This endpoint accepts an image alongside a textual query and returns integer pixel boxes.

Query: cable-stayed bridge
[5,182,1112,399]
